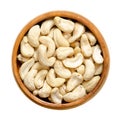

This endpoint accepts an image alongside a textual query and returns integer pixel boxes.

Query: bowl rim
[12,10,110,109]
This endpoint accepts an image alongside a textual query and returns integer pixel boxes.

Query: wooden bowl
[12,11,110,109]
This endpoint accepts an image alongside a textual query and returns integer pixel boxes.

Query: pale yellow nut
[63,85,86,102]
[54,60,71,79]
[38,44,56,67]
[59,84,67,95]
[74,46,81,55]
[40,19,54,35]
[81,34,92,57]
[56,47,74,60]
[54,16,74,33]
[20,36,34,57]
[19,58,35,80]
[53,28,69,47]
[76,64,85,75]
[82,76,100,92]
[95,63,103,75]
[68,22,85,43]
[63,53,84,68]
[66,72,83,92]
[17,54,29,63]
[28,25,40,47]
[46,69,66,87]
[39,36,55,57]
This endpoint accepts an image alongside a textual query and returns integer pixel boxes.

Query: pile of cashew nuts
[17,16,104,103]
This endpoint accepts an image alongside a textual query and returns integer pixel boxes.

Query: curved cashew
[24,69,37,91]
[82,76,100,92]
[38,81,52,98]
[40,19,54,35]
[59,84,67,95]
[20,36,34,57]
[38,44,56,66]
[69,22,85,43]
[46,69,65,87]
[85,32,96,46]
[95,63,103,75]
[48,27,55,39]
[63,53,84,68]
[63,85,86,102]
[81,34,92,57]
[54,28,69,47]
[92,45,104,64]
[50,88,63,104]
[28,25,40,47]
[83,58,95,81]
[39,36,55,57]
[66,72,83,92]
[54,60,71,79]
[54,16,74,33]
[17,54,29,63]
[34,70,48,89]
[19,58,35,80]
[76,64,85,75]
[56,47,74,60]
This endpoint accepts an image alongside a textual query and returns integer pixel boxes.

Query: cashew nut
[63,53,84,68]
[92,45,104,64]
[53,28,69,47]
[46,69,66,87]
[34,70,48,89]
[39,36,55,57]
[81,34,92,57]
[82,76,100,92]
[40,19,54,35]
[20,36,34,57]
[24,69,37,91]
[38,81,52,98]
[59,84,67,95]
[38,44,56,66]
[63,32,71,39]
[54,16,74,33]
[54,60,71,79]
[76,64,85,75]
[17,54,29,63]
[19,58,35,80]
[28,25,40,47]
[47,27,55,39]
[95,63,103,75]
[85,32,96,46]
[66,72,83,92]
[68,22,85,43]
[74,46,81,55]
[56,47,74,60]
[50,88,63,104]
[63,85,86,102]
[83,58,95,81]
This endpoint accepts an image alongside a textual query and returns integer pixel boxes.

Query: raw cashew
[48,27,55,39]
[63,85,86,102]
[54,28,69,47]
[85,32,96,46]
[19,58,35,80]
[28,25,40,47]
[66,72,83,92]
[76,64,85,75]
[81,34,92,57]
[24,69,37,91]
[56,47,74,60]
[59,84,67,95]
[17,54,29,63]
[38,44,56,66]
[20,36,34,57]
[50,88,63,104]
[54,16,74,33]
[34,70,48,89]
[40,19,54,35]
[63,53,84,68]
[83,58,95,81]
[68,22,85,43]
[39,36,55,57]
[92,45,104,64]
[46,69,66,87]
[38,81,52,98]
[54,60,71,79]
[95,63,103,75]
[82,76,100,92]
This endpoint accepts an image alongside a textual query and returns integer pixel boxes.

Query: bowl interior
[12,11,110,109]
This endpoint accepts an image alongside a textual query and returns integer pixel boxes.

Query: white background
[0,0,119,119]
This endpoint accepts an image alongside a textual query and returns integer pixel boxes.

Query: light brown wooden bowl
[12,11,110,109]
